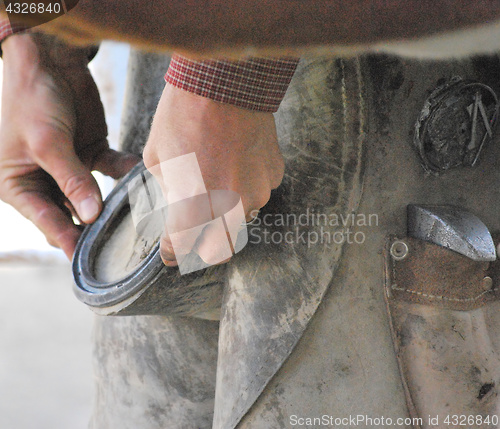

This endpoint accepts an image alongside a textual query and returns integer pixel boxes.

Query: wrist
[164,83,270,134]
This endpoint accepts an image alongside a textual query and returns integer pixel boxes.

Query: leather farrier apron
[82,52,500,428]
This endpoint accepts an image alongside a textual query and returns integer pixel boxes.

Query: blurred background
[0,41,130,429]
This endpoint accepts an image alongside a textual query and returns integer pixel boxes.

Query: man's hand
[143,84,284,266]
[0,33,138,258]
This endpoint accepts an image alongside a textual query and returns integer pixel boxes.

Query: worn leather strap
[385,235,500,311]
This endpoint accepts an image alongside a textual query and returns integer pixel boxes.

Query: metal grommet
[481,276,494,291]
[390,241,409,261]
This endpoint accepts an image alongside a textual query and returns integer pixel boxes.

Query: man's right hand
[143,84,284,268]
[0,33,138,258]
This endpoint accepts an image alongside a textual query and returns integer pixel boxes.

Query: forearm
[2,0,499,56]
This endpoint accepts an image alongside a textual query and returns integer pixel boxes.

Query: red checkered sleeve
[165,54,299,112]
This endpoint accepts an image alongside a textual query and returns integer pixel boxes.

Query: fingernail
[79,197,100,223]
[160,247,178,266]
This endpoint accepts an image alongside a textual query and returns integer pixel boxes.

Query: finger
[194,194,252,265]
[159,232,178,266]
[143,161,169,198]
[93,148,141,179]
[15,191,82,259]
[32,133,103,224]
[159,194,214,266]
[159,192,254,268]
[194,220,234,266]
[162,221,234,270]
[142,142,160,172]
[160,222,209,266]
[245,209,261,223]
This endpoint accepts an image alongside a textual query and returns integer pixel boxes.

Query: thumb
[33,136,102,224]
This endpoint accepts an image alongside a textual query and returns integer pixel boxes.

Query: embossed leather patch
[385,236,500,310]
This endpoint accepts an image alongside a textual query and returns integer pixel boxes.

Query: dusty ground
[0,263,93,429]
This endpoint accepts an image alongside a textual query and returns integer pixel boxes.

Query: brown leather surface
[385,236,500,311]
[5,0,500,56]
[385,236,500,428]
[387,301,500,428]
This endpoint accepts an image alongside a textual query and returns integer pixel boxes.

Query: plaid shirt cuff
[0,19,30,55]
[165,54,299,112]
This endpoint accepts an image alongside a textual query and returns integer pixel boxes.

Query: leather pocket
[385,236,500,428]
